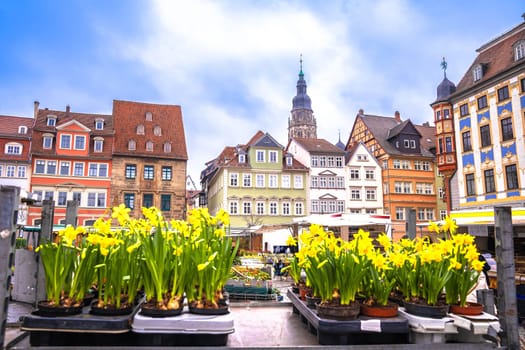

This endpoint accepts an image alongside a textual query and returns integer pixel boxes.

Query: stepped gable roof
[360,114,435,157]
[455,21,525,95]
[292,137,345,155]
[0,115,33,137]
[112,100,187,160]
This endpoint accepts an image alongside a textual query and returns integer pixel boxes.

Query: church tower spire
[288,55,317,140]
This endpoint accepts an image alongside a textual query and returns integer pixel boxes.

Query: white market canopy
[292,213,391,228]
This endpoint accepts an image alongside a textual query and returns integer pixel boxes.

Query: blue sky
[1,1,523,185]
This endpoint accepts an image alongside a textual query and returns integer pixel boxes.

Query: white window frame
[229,201,238,215]
[229,173,238,187]
[294,175,303,189]
[269,150,278,163]
[74,135,85,150]
[295,202,303,216]
[5,143,22,155]
[60,134,72,149]
[243,201,252,215]
[17,166,26,178]
[269,201,278,215]
[256,174,265,188]
[256,201,265,215]
[256,150,265,162]
[269,174,278,188]
[282,202,290,215]
[243,173,252,187]
[94,139,104,152]
[281,175,290,188]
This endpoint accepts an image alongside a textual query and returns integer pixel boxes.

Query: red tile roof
[0,115,34,137]
[112,100,188,160]
[290,137,345,154]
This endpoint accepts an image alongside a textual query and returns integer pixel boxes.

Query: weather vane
[441,57,447,78]
[300,54,303,73]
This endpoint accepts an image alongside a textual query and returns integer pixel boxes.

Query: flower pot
[298,285,310,301]
[305,294,321,309]
[90,299,134,316]
[36,300,83,317]
[449,302,483,316]
[316,300,360,320]
[360,301,399,318]
[404,300,449,319]
[188,300,229,315]
[140,300,184,318]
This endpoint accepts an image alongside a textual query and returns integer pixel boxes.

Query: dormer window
[286,155,293,166]
[18,126,27,134]
[94,137,104,152]
[473,64,483,82]
[95,119,104,130]
[43,134,53,149]
[137,124,144,135]
[239,153,245,163]
[145,111,152,121]
[47,115,57,126]
[515,40,525,61]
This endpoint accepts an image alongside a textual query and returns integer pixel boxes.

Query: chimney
[423,122,430,127]
[66,105,71,114]
[394,111,401,122]
[358,108,364,116]
[33,101,40,119]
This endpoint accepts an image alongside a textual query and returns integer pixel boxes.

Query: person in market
[274,259,284,280]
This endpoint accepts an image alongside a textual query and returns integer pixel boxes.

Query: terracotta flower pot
[360,301,398,318]
[449,302,483,316]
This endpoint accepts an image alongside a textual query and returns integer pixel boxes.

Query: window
[230,173,238,186]
[438,138,443,153]
[336,177,344,188]
[465,173,476,196]
[46,161,56,175]
[43,136,53,149]
[269,202,278,215]
[501,117,514,141]
[506,164,519,190]
[336,157,343,167]
[295,202,303,215]
[393,160,401,169]
[87,193,96,207]
[515,41,525,61]
[497,86,509,102]
[395,207,404,220]
[444,109,450,119]
[73,192,81,204]
[128,140,136,150]
[0,165,3,176]
[311,200,319,213]
[414,161,431,171]
[256,202,265,215]
[44,191,54,200]
[146,141,153,151]
[88,163,98,176]
[145,112,153,121]
[60,162,70,176]
[256,150,265,162]
[18,126,27,134]
[480,125,491,147]
[410,140,416,148]
[17,166,26,178]
[311,156,318,167]
[125,164,136,179]
[58,192,67,206]
[350,188,361,200]
[319,156,326,167]
[229,201,238,215]
[94,139,103,152]
[269,151,278,163]
[445,137,452,152]
[436,110,441,120]
[462,131,472,152]
[137,125,144,135]
[161,166,172,180]
[95,119,104,130]
[5,143,22,154]
[484,169,495,193]
[47,116,56,126]
[281,175,290,188]
[350,169,360,180]
[404,139,410,148]
[154,126,162,136]
[382,160,388,169]
[477,95,487,110]
[161,194,171,211]
[269,174,278,188]
[124,193,135,209]
[294,175,303,188]
[460,103,469,117]
[144,165,154,180]
[6,166,15,177]
[256,174,265,188]
[163,143,171,153]
[239,153,245,163]
[140,193,152,208]
[438,187,444,199]
[473,64,483,81]
[243,174,251,187]
[243,202,252,215]
[418,208,426,221]
[282,202,290,215]
[401,160,410,169]
[366,189,376,200]
[60,135,71,149]
[35,160,45,174]
[74,135,85,150]
[522,78,525,93]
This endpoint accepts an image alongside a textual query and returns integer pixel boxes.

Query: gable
[253,133,282,149]
[56,119,91,132]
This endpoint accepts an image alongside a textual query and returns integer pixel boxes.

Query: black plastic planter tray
[20,302,141,346]
[287,289,409,345]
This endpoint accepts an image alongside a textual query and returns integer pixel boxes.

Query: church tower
[288,57,317,140]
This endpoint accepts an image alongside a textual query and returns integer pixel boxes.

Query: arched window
[128,140,136,151]
[18,126,27,134]
[145,111,153,121]
[137,124,145,135]
[163,143,171,153]
[154,126,162,136]
[146,141,153,152]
